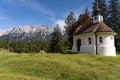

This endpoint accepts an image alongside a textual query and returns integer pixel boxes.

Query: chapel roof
[74,22,115,35]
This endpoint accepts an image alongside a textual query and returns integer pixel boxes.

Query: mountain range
[0,25,54,41]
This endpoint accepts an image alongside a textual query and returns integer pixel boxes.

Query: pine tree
[0,38,3,48]
[108,0,120,31]
[108,0,120,51]
[84,7,90,16]
[49,24,63,53]
[65,11,76,49]
[92,0,108,23]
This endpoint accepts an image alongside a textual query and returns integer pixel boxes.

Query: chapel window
[95,16,97,20]
[99,37,103,43]
[88,37,91,44]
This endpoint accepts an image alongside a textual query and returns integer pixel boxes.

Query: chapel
[72,4,116,56]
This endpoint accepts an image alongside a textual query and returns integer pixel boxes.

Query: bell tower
[93,3,103,23]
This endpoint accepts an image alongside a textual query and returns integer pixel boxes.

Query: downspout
[94,32,98,55]
[93,23,101,55]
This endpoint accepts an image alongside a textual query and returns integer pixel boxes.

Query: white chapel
[72,4,116,56]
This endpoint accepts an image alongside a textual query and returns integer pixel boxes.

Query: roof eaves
[74,25,82,34]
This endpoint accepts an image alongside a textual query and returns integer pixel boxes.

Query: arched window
[95,16,97,20]
[88,37,91,44]
[99,37,102,43]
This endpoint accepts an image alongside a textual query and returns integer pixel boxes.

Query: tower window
[99,37,102,43]
[88,37,91,44]
[95,16,97,20]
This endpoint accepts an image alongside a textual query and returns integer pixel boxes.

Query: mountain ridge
[0,25,53,41]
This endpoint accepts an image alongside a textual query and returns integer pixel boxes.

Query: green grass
[0,50,120,80]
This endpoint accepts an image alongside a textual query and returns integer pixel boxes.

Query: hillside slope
[0,50,120,80]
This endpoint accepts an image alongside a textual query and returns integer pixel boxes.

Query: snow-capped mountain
[0,30,6,36]
[1,25,53,41]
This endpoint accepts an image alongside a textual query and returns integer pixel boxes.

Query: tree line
[0,40,49,53]
[0,40,68,53]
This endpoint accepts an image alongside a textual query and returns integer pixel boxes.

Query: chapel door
[77,39,81,51]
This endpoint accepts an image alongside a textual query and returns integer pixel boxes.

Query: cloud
[8,0,56,21]
[0,7,14,30]
[54,19,65,31]
[0,16,12,22]
[0,15,14,30]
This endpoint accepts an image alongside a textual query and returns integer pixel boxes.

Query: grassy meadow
[0,50,120,80]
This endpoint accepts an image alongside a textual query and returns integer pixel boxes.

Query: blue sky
[0,0,94,30]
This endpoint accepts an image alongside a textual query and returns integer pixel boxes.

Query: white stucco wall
[72,32,116,56]
[97,33,116,56]
[72,33,96,54]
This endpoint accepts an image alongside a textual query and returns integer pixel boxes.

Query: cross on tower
[95,2,101,15]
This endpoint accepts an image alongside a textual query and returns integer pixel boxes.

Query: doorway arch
[77,39,81,51]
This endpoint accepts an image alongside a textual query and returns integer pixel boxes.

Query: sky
[0,0,94,31]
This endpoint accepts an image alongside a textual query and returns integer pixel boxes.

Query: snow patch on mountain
[0,30,6,36]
